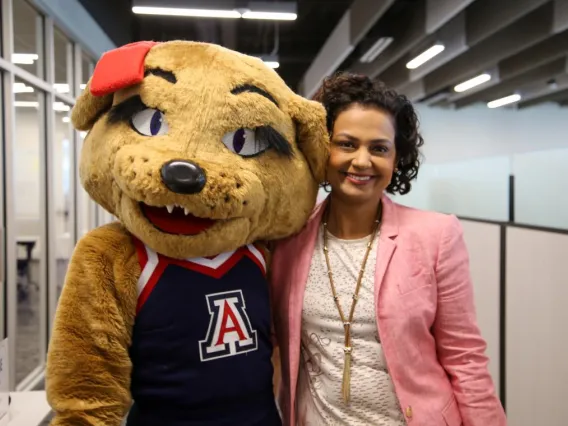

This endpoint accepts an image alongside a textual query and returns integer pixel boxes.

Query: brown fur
[46,40,329,424]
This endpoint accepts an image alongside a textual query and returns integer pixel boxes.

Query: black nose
[161,160,206,194]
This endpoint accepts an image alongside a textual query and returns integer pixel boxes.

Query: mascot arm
[46,224,138,426]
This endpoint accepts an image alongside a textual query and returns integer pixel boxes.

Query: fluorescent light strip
[132,6,296,20]
[15,101,71,112]
[14,82,34,93]
[54,83,86,93]
[360,37,393,63]
[406,44,445,70]
[54,102,71,112]
[132,6,241,18]
[12,53,38,65]
[263,61,279,69]
[241,10,296,20]
[454,73,491,93]
[487,94,521,109]
[15,101,38,108]
[54,83,70,93]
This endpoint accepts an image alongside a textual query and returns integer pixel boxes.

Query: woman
[270,73,506,426]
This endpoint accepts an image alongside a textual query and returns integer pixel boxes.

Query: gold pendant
[342,348,352,404]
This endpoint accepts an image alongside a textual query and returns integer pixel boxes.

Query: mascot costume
[45,40,329,426]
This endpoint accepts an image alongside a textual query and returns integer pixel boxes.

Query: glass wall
[52,98,74,303]
[393,149,568,231]
[13,0,44,79]
[1,0,100,391]
[13,76,45,385]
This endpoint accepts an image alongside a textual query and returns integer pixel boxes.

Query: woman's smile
[342,171,377,185]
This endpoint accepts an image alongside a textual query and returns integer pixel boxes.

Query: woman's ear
[288,94,330,184]
[71,79,113,131]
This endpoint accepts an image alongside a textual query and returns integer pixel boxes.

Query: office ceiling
[335,0,568,110]
[77,0,353,91]
[78,0,568,109]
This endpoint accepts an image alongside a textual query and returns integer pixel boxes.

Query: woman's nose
[352,149,372,168]
[160,160,206,194]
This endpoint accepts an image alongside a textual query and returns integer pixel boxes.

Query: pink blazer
[270,195,507,426]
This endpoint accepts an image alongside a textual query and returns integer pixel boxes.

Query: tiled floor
[15,259,67,383]
[15,288,42,384]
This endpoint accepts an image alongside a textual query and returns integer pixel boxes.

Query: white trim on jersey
[137,245,159,297]
[136,244,266,297]
[183,250,236,269]
[246,244,266,273]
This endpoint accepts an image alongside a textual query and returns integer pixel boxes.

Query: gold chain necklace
[322,202,382,404]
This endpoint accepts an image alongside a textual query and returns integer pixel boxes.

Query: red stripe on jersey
[136,261,167,315]
[132,237,148,270]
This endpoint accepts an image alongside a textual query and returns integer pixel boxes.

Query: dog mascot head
[74,40,328,258]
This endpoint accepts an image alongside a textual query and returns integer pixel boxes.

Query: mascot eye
[222,128,269,157]
[130,108,169,136]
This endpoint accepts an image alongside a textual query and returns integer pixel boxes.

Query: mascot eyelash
[107,95,294,158]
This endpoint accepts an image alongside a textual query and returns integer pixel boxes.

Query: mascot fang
[45,40,328,426]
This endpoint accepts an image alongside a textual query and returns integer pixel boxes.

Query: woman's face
[327,104,397,206]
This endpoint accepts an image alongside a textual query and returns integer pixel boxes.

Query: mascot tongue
[142,204,215,235]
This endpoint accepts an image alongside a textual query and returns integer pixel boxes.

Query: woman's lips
[343,172,376,185]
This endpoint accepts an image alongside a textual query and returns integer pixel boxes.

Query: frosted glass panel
[391,164,437,211]
[430,157,510,220]
[514,148,568,230]
[393,157,510,221]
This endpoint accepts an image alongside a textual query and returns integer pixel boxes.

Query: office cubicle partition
[459,217,568,426]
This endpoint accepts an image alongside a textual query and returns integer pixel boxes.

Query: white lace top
[296,226,405,426]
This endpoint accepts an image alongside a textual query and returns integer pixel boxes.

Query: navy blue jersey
[126,239,281,426]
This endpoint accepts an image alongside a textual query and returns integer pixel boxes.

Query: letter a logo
[199,290,258,362]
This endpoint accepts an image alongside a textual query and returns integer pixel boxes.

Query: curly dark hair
[312,72,424,195]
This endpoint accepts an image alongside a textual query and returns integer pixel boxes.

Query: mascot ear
[288,95,330,183]
[71,41,159,131]
[71,80,113,130]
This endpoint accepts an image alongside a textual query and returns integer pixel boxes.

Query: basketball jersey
[126,239,281,426]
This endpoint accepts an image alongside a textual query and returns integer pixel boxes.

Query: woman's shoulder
[391,199,461,238]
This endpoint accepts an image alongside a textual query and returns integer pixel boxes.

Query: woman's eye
[222,128,269,157]
[130,108,169,136]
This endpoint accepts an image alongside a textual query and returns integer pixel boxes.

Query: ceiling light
[15,101,39,108]
[360,37,393,63]
[241,10,296,20]
[406,44,445,70]
[132,6,241,18]
[454,73,491,93]
[14,82,34,93]
[54,83,70,93]
[54,102,71,112]
[487,94,521,109]
[12,53,38,64]
[15,101,72,111]
[256,54,280,69]
[132,1,297,21]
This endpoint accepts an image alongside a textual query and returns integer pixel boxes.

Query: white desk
[1,391,51,426]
